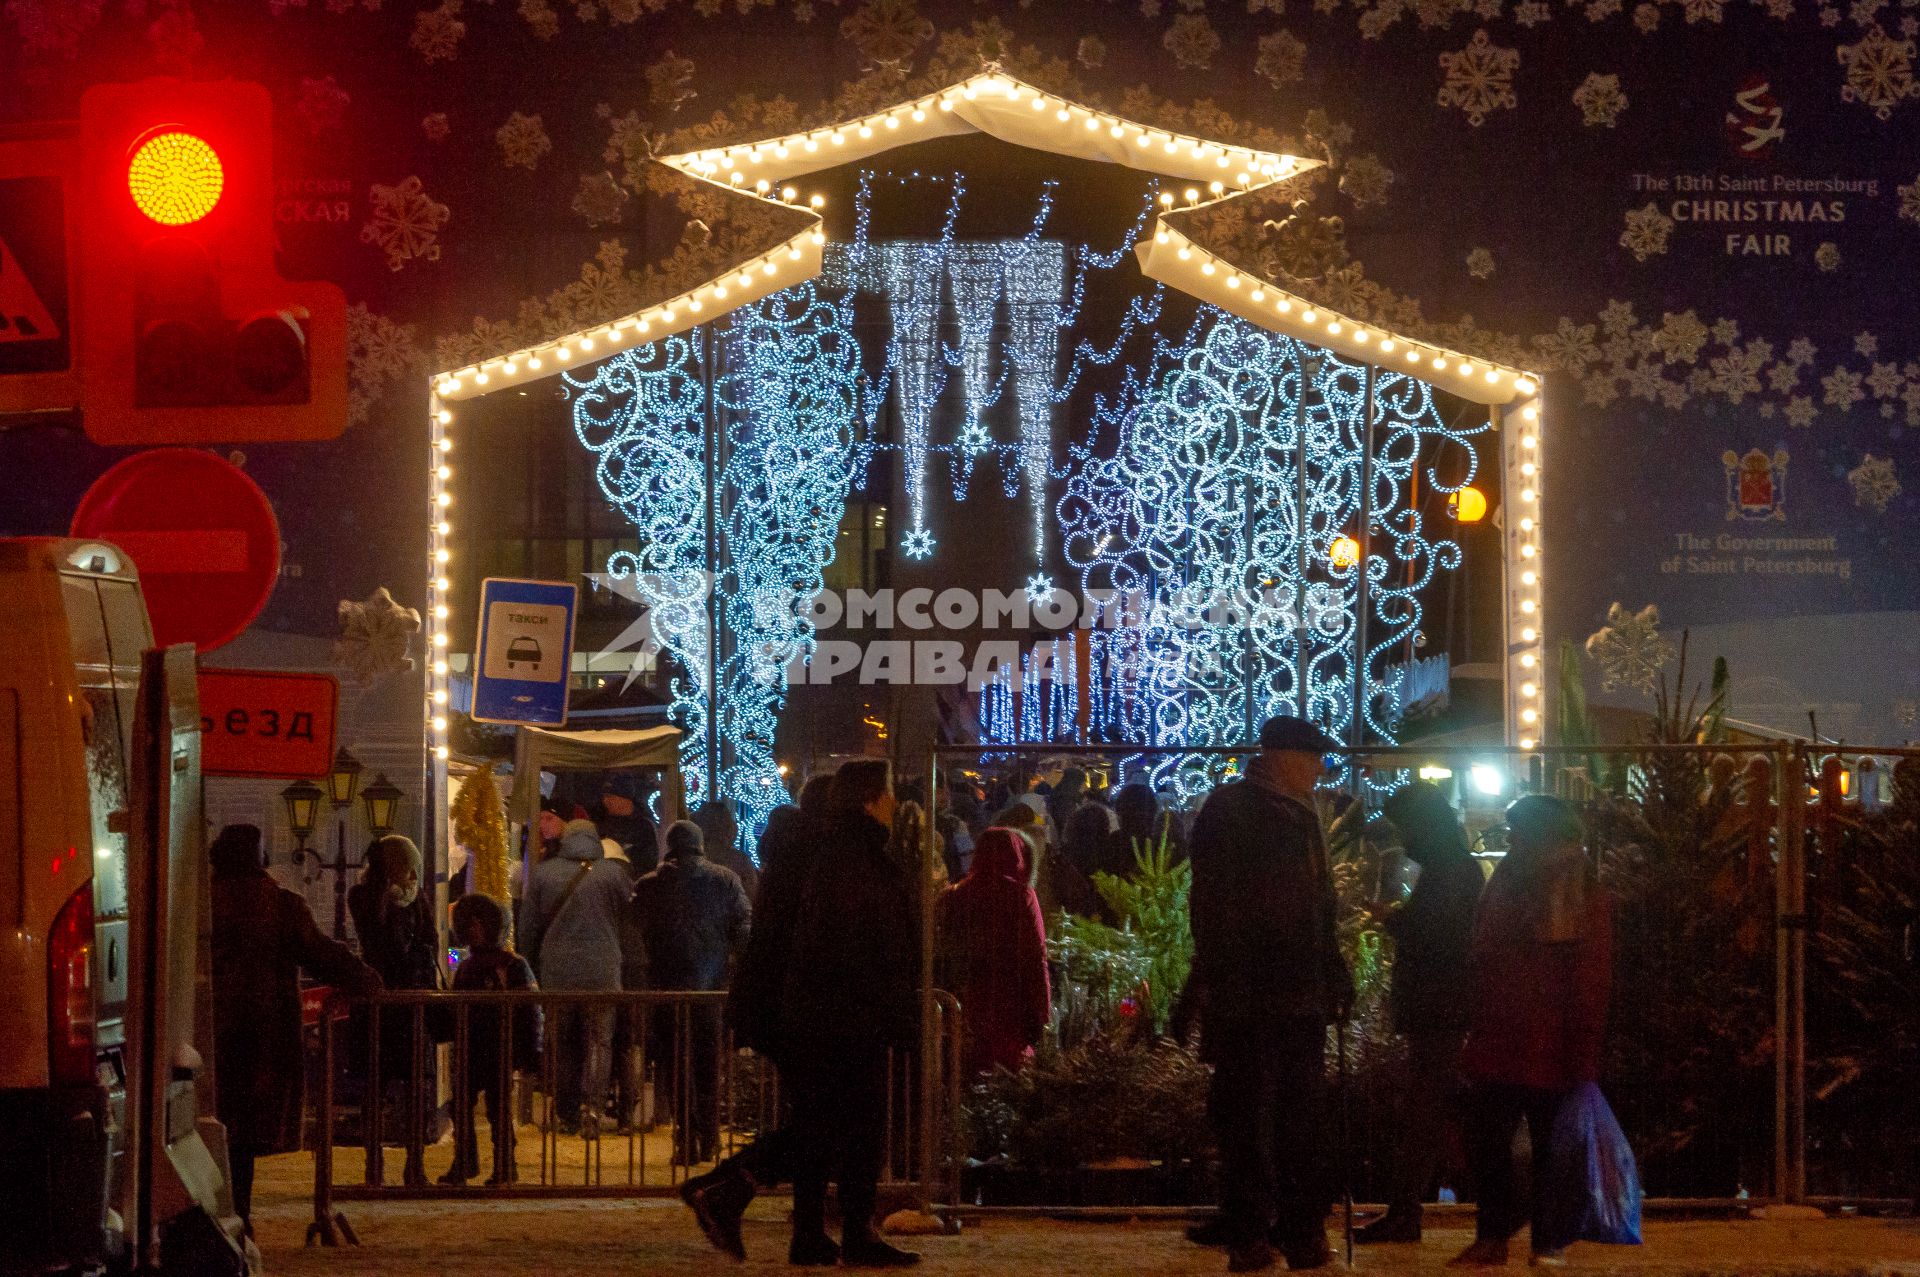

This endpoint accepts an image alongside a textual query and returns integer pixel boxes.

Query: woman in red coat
[1452,796,1613,1268]
[936,828,1052,1077]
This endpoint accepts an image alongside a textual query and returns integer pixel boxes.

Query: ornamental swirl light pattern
[1058,313,1488,800]
[566,283,859,844]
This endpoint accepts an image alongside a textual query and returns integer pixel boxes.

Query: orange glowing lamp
[1329,536,1361,569]
[1448,485,1488,523]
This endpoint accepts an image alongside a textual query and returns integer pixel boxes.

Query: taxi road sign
[473,578,577,726]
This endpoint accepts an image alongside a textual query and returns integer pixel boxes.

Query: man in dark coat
[631,820,751,1163]
[1187,716,1351,1273]
[680,766,917,1266]
[209,825,380,1229]
[677,777,835,1259]
[1355,781,1486,1244]
[772,759,920,1267]
[598,775,660,874]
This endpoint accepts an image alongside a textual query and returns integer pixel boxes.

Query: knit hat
[665,819,704,860]
[559,818,604,860]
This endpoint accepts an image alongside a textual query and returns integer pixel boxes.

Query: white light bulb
[1522,628,1537,643]
[1301,309,1318,323]
[1516,377,1538,394]
[436,409,453,425]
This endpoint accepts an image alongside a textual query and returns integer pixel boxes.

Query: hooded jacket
[521,820,635,991]
[1382,819,1486,1034]
[936,829,1051,1075]
[630,833,752,991]
[1460,847,1612,1090]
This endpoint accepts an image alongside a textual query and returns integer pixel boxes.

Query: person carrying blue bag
[1450,796,1639,1268]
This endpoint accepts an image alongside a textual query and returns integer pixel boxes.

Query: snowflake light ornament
[1025,573,1055,605]
[1619,202,1675,261]
[333,588,422,683]
[1584,602,1677,695]
[361,176,450,271]
[496,112,553,170]
[958,422,993,454]
[1572,72,1628,127]
[1837,25,1920,120]
[901,528,937,559]
[1848,453,1901,513]
[1437,29,1520,126]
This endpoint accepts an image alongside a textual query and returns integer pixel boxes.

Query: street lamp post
[360,772,404,838]
[289,747,367,941]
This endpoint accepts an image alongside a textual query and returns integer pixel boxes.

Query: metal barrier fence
[307,988,962,1246]
[922,739,1918,1214]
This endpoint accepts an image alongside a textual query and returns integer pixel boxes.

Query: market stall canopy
[508,723,685,827]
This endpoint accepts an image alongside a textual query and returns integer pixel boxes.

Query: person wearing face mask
[1186,716,1352,1274]
[346,834,444,1185]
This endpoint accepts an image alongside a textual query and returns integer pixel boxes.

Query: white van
[0,537,147,1271]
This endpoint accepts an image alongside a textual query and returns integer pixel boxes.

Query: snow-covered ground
[250,1152,1920,1276]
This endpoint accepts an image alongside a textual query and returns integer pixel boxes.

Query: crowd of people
[204,717,1616,1272]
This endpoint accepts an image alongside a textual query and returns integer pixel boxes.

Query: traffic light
[78,79,346,443]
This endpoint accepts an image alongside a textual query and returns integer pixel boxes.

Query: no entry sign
[197,668,337,778]
[70,448,280,652]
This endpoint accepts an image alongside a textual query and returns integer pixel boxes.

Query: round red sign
[70,448,281,653]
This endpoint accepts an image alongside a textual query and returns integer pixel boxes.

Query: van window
[59,575,132,920]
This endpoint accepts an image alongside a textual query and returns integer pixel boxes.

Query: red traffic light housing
[78,79,346,443]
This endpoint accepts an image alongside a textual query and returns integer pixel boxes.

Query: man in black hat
[1186,715,1352,1272]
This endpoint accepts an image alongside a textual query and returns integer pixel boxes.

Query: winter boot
[680,1166,754,1261]
[840,1232,922,1268]
[789,1232,842,1267]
